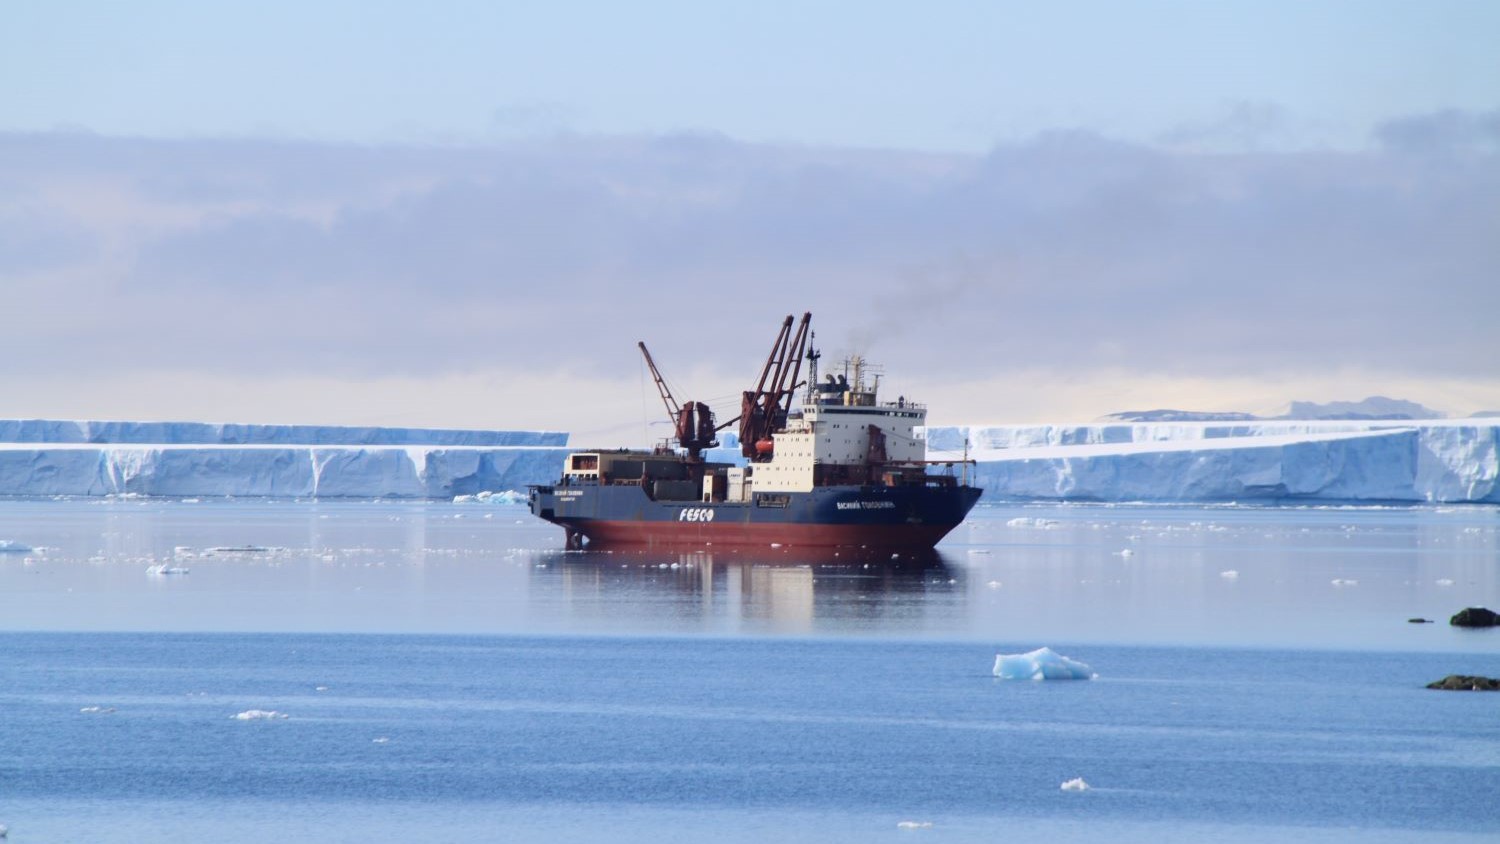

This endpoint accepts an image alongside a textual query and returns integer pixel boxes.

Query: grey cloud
[1,119,1495,385]
[1375,109,1500,153]
[0,209,99,274]
[1156,101,1294,151]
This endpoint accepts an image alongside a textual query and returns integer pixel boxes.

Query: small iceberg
[144,563,189,578]
[0,540,33,554]
[453,490,526,505]
[896,820,933,829]
[1006,517,1059,528]
[993,647,1096,680]
[231,709,289,721]
[146,564,190,576]
[79,705,116,714]
[1060,777,1090,791]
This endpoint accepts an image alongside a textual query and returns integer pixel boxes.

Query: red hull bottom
[568,519,959,550]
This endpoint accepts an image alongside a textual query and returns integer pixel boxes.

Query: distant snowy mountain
[1274,396,1444,420]
[1103,396,1446,424]
[1098,410,1259,423]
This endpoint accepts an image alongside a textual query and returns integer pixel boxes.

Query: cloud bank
[2,113,1496,431]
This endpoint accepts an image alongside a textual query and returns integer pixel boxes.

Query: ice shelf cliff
[0,419,569,498]
[5,417,1497,504]
[920,420,1500,504]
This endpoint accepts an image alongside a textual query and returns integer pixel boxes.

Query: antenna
[804,332,820,405]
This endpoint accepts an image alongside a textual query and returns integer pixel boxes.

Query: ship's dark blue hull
[528,482,982,549]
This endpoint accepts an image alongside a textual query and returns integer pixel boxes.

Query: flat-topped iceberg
[993,647,1096,680]
[0,444,570,498]
[922,420,1500,503]
[0,419,571,499]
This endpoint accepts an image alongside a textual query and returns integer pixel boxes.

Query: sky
[2,1,1498,442]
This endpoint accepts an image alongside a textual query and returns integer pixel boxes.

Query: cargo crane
[637,341,719,460]
[739,312,812,461]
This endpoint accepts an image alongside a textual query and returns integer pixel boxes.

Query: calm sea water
[1,499,1497,842]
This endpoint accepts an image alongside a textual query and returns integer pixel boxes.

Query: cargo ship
[528,313,982,550]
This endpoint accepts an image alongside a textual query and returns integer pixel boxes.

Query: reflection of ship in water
[528,547,964,634]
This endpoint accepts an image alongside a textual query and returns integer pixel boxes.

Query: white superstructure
[751,356,928,493]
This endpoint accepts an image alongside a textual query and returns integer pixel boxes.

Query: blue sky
[6,0,1497,151]
[2,1,1497,433]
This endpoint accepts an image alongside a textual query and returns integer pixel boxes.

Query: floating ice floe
[0,540,33,553]
[1060,777,1090,791]
[453,490,527,505]
[993,647,1096,680]
[1436,578,1455,586]
[79,706,116,714]
[1220,570,1239,579]
[1116,549,1135,558]
[1006,517,1059,528]
[372,736,390,744]
[1331,578,1359,587]
[896,820,933,829]
[232,709,289,721]
[146,564,190,576]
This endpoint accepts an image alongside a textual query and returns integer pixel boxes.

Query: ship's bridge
[751,356,932,493]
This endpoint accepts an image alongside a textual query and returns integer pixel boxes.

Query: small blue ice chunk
[993,647,1095,680]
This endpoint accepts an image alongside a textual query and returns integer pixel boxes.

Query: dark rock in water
[1408,618,1434,624]
[1450,607,1500,627]
[1427,675,1500,691]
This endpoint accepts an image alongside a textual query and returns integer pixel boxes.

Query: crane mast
[739,312,812,461]
[638,341,717,460]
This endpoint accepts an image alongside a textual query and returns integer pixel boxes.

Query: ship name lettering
[678,507,716,522]
[837,501,896,510]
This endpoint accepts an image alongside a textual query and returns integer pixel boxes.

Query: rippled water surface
[0,499,1497,842]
